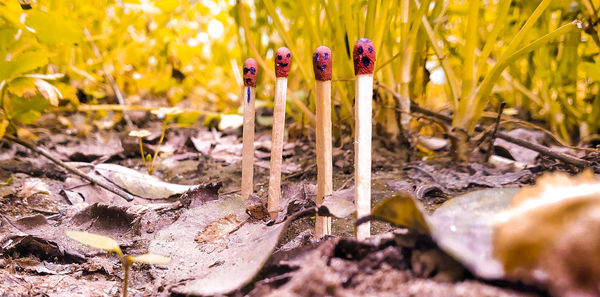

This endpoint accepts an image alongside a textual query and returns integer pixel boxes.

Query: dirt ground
[0,113,588,297]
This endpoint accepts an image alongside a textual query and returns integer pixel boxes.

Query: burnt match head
[353,38,376,75]
[243,58,258,87]
[275,47,292,78]
[313,46,332,81]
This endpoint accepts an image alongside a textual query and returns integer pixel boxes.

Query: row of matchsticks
[240,38,377,240]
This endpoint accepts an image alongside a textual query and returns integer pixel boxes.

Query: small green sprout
[128,107,182,175]
[128,129,152,173]
[65,230,170,297]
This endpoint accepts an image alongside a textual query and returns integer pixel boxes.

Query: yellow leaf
[16,128,38,140]
[370,192,430,234]
[64,230,122,255]
[33,79,62,106]
[0,119,8,139]
[493,170,600,296]
[129,253,171,265]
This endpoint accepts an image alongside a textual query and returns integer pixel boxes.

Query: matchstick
[267,47,291,219]
[313,46,333,237]
[353,38,376,240]
[241,58,258,199]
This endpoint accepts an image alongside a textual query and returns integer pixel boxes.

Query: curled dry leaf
[493,170,600,297]
[368,188,519,279]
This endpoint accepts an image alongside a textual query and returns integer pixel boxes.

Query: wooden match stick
[267,47,291,218]
[313,46,333,237]
[241,58,258,199]
[353,38,376,240]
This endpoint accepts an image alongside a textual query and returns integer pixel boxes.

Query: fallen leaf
[493,170,600,297]
[321,188,355,218]
[94,163,192,199]
[148,195,288,296]
[493,129,543,165]
[369,188,520,279]
[18,178,51,198]
[195,214,246,252]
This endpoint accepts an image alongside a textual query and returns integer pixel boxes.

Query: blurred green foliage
[1,0,599,156]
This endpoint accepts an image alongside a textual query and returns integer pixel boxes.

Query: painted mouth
[245,78,253,84]
[361,57,370,67]
[277,63,289,68]
[317,65,327,71]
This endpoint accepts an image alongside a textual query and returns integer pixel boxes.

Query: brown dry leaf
[194,214,246,245]
[18,178,50,198]
[148,195,289,296]
[493,170,600,297]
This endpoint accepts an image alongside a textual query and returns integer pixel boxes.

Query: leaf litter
[3,124,596,297]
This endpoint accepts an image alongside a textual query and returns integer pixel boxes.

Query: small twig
[5,135,135,201]
[336,176,353,192]
[485,102,505,161]
[376,80,592,168]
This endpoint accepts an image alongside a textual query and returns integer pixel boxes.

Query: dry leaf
[149,195,288,296]
[18,178,51,198]
[195,214,246,245]
[94,163,192,199]
[493,170,600,297]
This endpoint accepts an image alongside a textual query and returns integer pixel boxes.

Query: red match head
[243,58,258,87]
[313,46,332,81]
[275,47,291,78]
[353,38,376,75]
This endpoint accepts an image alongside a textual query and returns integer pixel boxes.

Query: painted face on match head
[353,38,376,75]
[313,46,332,81]
[275,47,292,78]
[243,58,258,87]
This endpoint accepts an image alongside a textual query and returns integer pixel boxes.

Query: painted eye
[243,67,249,74]
[368,46,373,53]
[249,67,256,75]
[278,55,282,60]
[357,46,363,54]
[286,53,291,58]
[314,53,319,60]
[324,52,329,61]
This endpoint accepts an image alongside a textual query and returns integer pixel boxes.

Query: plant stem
[138,137,147,170]
[419,9,459,107]
[461,0,479,101]
[376,81,592,168]
[149,120,167,175]
[122,257,131,297]
[457,21,579,133]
